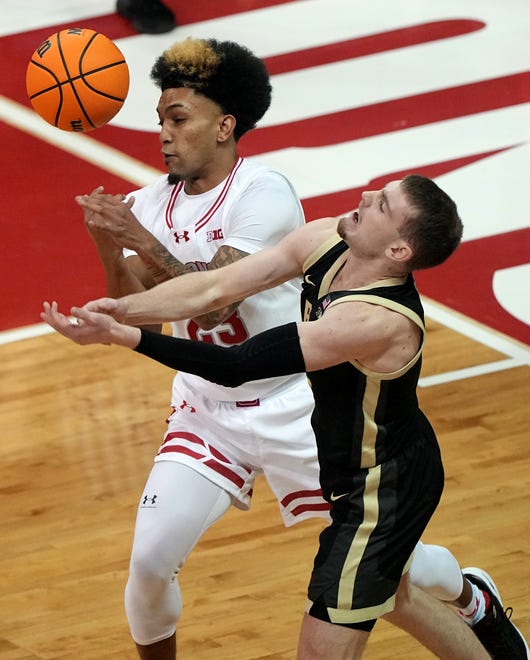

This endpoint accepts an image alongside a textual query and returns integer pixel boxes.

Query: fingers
[41,301,79,336]
[83,297,117,315]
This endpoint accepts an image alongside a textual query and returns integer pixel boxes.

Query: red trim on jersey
[203,459,246,488]
[281,488,324,507]
[159,430,252,489]
[165,181,184,229]
[158,445,204,460]
[195,156,244,232]
[291,502,331,517]
[161,430,205,446]
[162,157,244,232]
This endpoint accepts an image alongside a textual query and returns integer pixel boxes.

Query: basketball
[26,27,129,133]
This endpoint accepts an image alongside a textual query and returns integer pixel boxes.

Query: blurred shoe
[117,0,176,34]
[464,567,529,659]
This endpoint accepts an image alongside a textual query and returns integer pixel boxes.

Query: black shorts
[306,432,444,628]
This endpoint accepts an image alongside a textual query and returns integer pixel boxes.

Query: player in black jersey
[43,174,528,659]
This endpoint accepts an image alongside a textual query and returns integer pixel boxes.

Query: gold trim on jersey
[337,465,381,610]
[360,377,381,467]
[325,294,425,380]
[303,546,415,624]
[302,233,343,276]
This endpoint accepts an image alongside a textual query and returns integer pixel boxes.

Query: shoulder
[299,217,341,255]
[236,159,298,196]
[280,217,341,265]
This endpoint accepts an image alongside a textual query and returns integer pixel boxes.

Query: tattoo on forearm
[146,244,191,282]
[142,242,248,326]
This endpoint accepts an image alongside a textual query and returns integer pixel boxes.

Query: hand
[76,187,147,251]
[40,301,141,348]
[83,296,129,323]
[41,301,116,345]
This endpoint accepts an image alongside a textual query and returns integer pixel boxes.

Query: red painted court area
[1,0,528,345]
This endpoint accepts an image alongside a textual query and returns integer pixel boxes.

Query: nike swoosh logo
[329,492,348,501]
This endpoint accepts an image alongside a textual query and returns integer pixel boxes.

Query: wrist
[111,322,141,349]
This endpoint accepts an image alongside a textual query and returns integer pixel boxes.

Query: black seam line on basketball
[28,59,63,99]
[56,30,72,127]
[78,61,128,101]
[29,66,127,102]
[57,30,96,129]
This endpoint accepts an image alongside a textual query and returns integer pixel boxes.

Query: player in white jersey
[79,37,330,659]
[121,156,326,518]
[73,37,520,660]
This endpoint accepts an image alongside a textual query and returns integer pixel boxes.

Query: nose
[159,121,171,144]
[361,190,373,206]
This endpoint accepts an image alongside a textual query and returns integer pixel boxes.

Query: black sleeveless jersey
[301,233,434,501]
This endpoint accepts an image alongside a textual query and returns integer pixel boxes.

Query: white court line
[0,95,162,186]
[418,358,526,387]
[418,298,530,387]
[0,323,55,345]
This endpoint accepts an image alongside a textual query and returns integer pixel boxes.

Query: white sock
[457,583,487,626]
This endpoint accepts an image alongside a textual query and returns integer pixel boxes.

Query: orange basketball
[26,27,129,133]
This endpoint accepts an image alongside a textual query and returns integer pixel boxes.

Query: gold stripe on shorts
[337,464,381,610]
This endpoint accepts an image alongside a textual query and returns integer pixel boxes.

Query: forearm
[121,269,223,326]
[134,322,306,386]
[135,239,193,284]
[102,254,146,298]
[110,322,142,349]
[135,243,238,329]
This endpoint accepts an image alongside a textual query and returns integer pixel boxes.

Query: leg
[297,614,370,660]
[384,574,489,659]
[409,543,529,656]
[409,541,464,601]
[124,461,232,660]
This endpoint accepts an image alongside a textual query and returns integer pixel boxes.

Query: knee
[409,543,463,601]
[128,534,180,594]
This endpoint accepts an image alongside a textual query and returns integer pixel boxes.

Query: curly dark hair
[399,175,463,271]
[150,37,272,141]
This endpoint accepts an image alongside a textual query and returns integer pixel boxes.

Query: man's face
[337,180,412,258]
[156,87,227,183]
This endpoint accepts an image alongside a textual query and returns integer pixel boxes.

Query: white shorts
[155,376,330,526]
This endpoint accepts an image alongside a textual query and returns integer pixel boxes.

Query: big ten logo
[187,310,249,345]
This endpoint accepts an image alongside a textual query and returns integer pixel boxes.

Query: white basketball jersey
[125,157,306,401]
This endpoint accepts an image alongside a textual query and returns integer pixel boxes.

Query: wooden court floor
[0,317,528,659]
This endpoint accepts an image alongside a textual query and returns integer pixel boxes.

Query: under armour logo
[173,230,190,243]
[179,400,196,413]
[142,494,157,505]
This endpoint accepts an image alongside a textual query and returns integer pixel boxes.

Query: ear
[385,239,412,263]
[217,114,237,143]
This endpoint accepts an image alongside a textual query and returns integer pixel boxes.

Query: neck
[334,254,407,290]
[183,152,240,195]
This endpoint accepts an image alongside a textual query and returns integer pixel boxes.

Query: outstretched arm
[82,217,335,326]
[41,302,306,386]
[42,290,419,383]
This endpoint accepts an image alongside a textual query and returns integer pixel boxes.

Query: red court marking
[0,2,528,344]
[240,72,530,156]
[300,148,511,220]
[415,228,530,345]
[265,20,484,74]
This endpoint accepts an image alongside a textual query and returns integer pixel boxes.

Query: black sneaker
[463,567,529,659]
[116,0,177,34]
